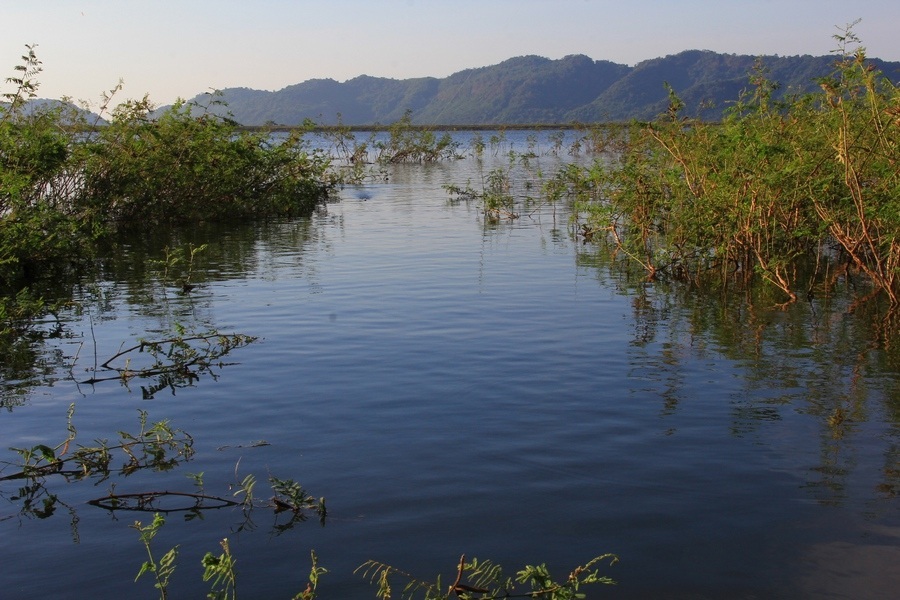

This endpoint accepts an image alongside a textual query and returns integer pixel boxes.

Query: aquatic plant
[1,405,194,485]
[76,327,257,400]
[75,94,334,227]
[357,553,617,599]
[0,46,336,336]
[132,519,326,600]
[148,242,207,294]
[0,404,194,532]
[373,109,462,163]
[445,167,519,220]
[319,113,370,165]
[571,25,900,306]
[469,132,486,158]
[133,513,179,600]
[0,394,324,520]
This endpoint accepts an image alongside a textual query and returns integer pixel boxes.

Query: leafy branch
[133,513,179,600]
[1,43,41,121]
[356,553,618,600]
[79,330,257,392]
[1,405,194,484]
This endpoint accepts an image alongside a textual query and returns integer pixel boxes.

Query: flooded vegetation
[2,34,900,598]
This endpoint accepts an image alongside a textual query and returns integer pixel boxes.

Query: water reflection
[1,215,326,411]
[576,240,900,510]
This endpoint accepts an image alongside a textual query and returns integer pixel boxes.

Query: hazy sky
[2,1,898,107]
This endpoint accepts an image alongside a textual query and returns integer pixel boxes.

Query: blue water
[1,135,899,598]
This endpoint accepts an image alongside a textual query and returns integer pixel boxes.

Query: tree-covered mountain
[186,50,900,126]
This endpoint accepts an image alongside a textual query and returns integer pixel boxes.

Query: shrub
[76,96,335,227]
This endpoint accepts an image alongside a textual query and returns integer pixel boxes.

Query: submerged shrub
[0,47,335,333]
[575,28,900,305]
[373,109,461,163]
[807,38,900,303]
[1,45,90,300]
[76,96,334,227]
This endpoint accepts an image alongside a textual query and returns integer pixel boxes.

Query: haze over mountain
[181,50,899,126]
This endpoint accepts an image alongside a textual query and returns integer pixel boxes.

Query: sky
[2,1,899,108]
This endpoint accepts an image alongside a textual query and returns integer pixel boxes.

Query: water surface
[1,133,898,598]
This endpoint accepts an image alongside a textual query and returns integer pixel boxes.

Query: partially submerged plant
[1,405,194,485]
[373,110,462,163]
[444,167,519,220]
[568,24,900,307]
[149,242,208,293]
[201,538,238,600]
[133,518,327,600]
[78,328,257,398]
[356,553,618,600]
[0,405,194,530]
[133,513,179,600]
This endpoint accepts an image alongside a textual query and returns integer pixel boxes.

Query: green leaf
[135,560,155,581]
[34,444,55,461]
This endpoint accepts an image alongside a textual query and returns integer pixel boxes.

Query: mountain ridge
[173,50,900,125]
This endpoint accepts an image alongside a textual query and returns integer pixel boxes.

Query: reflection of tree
[629,288,662,347]
[877,442,900,499]
[0,326,71,412]
[78,330,257,400]
[575,242,900,507]
[96,217,321,305]
[1,216,322,412]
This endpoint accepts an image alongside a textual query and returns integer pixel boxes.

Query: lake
[1,131,898,599]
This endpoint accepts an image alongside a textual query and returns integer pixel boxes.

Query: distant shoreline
[59,122,640,133]
[235,122,635,133]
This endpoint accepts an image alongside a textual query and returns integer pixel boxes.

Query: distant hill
[177,50,900,126]
[8,98,105,125]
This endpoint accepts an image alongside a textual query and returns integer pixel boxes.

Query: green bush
[76,96,334,227]
[576,28,900,304]
[1,46,335,332]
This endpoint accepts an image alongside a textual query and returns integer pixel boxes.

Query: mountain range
[181,50,897,126]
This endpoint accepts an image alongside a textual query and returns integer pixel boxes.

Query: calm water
[2,132,899,598]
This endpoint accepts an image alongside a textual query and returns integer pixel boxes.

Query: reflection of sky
[4,1,898,107]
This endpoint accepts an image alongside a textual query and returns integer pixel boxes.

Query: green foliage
[320,113,370,165]
[572,26,900,305]
[469,133,486,158]
[202,538,238,600]
[1,404,195,528]
[267,475,327,534]
[232,472,257,508]
[481,168,517,218]
[149,242,208,292]
[1,44,42,115]
[0,287,49,336]
[356,554,618,599]
[1,47,335,335]
[2,404,194,484]
[77,325,257,395]
[445,167,518,220]
[130,513,327,599]
[294,550,327,600]
[133,513,179,600]
[808,25,900,302]
[1,47,88,290]
[76,95,333,226]
[374,110,461,163]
